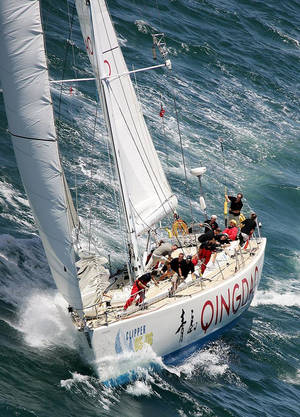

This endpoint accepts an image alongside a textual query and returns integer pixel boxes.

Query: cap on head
[230,219,237,225]
[211,215,217,219]
[186,255,192,260]
[223,232,229,237]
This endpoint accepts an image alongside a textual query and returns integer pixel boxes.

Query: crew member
[239,212,257,246]
[225,193,243,222]
[146,242,178,270]
[223,219,239,240]
[169,254,196,294]
[123,271,158,310]
[181,255,195,279]
[198,227,221,244]
[188,215,218,234]
[216,233,231,245]
[198,238,217,274]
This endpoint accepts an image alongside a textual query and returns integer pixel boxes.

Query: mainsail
[75,0,178,236]
[0,0,83,310]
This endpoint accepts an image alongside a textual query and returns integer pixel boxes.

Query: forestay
[75,0,177,236]
[0,0,83,310]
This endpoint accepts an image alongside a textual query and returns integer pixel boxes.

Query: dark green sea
[0,0,299,416]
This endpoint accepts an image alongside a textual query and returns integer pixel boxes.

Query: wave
[252,289,300,308]
[0,234,52,307]
[14,291,79,349]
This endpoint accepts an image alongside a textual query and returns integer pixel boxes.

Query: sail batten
[75,0,177,236]
[0,0,83,310]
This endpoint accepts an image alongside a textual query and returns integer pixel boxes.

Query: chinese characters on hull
[175,267,259,342]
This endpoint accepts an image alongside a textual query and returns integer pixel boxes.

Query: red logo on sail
[85,36,93,55]
[104,60,111,77]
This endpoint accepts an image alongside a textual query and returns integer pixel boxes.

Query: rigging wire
[173,95,194,223]
[155,0,163,29]
[219,137,228,227]
[105,120,129,264]
[159,95,170,176]
[98,5,177,222]
[57,2,76,123]
[87,103,99,252]
[67,0,80,221]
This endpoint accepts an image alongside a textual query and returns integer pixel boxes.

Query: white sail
[0,0,83,310]
[75,0,177,236]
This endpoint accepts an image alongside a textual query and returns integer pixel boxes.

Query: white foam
[269,25,300,47]
[175,344,229,379]
[60,372,113,410]
[61,371,96,391]
[0,181,33,230]
[125,380,153,396]
[252,289,300,308]
[135,19,157,35]
[166,341,245,388]
[281,369,300,386]
[16,291,78,349]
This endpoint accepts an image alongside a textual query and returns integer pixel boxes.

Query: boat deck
[83,238,263,330]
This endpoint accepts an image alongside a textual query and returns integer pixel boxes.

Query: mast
[75,0,178,276]
[0,0,83,310]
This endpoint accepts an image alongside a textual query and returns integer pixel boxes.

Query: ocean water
[0,0,299,416]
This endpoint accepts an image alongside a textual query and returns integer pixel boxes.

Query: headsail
[75,0,177,236]
[0,0,83,310]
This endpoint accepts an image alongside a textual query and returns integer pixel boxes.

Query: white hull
[84,238,266,383]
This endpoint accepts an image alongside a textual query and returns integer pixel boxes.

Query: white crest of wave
[252,289,300,307]
[60,372,113,410]
[135,19,156,34]
[126,380,153,396]
[61,371,96,391]
[175,347,229,379]
[281,369,300,386]
[16,291,78,349]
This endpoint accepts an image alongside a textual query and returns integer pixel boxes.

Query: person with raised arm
[225,193,243,222]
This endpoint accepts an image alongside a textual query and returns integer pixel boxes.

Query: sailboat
[0,0,266,383]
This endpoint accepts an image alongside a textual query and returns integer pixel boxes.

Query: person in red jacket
[124,271,158,310]
[223,219,238,240]
[198,239,217,274]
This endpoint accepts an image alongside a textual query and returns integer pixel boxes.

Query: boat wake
[252,289,300,308]
[59,340,242,415]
